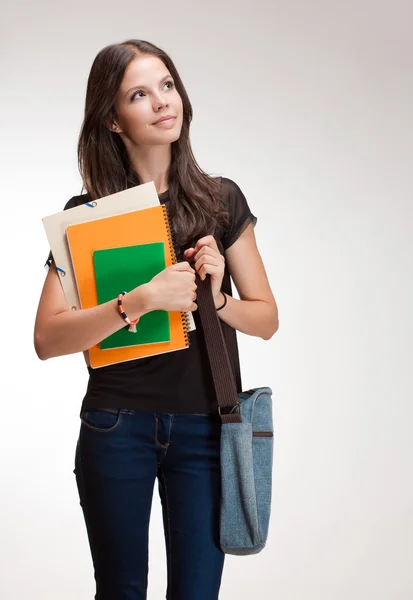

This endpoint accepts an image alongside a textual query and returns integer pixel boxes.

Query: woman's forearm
[214,292,278,340]
[35,285,151,360]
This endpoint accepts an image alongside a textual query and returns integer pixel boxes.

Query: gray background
[1,0,412,598]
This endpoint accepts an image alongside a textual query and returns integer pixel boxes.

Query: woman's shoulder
[216,175,257,251]
[211,176,246,211]
[218,176,243,196]
[216,176,251,210]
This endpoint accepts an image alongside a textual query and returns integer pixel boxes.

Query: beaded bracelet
[216,292,227,311]
[117,291,139,332]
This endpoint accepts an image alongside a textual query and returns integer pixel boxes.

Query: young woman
[34,39,278,600]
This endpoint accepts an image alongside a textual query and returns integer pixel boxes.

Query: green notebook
[93,242,171,350]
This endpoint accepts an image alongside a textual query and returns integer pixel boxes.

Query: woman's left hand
[183,235,225,303]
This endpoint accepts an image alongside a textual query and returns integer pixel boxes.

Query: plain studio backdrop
[1,0,412,598]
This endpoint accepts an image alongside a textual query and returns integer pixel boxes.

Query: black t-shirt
[44,177,257,415]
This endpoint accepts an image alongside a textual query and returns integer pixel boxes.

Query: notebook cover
[66,204,191,368]
[93,242,170,350]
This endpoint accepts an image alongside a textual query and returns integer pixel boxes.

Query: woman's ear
[106,109,122,133]
[109,121,122,133]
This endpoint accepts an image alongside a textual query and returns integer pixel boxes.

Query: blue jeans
[74,407,225,599]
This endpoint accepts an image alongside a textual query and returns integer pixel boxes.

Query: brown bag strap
[215,175,242,393]
[195,273,242,423]
[222,318,242,394]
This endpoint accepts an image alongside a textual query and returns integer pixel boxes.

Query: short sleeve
[220,177,257,251]
[44,195,85,270]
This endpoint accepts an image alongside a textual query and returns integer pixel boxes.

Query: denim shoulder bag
[195,273,274,555]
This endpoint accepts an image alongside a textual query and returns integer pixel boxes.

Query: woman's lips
[153,117,175,126]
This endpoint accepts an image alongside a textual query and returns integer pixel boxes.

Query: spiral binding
[161,203,191,348]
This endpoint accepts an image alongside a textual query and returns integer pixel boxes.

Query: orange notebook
[65,204,191,368]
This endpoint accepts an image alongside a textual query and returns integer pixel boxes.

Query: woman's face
[111,54,184,147]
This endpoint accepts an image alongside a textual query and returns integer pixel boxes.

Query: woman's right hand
[143,261,198,313]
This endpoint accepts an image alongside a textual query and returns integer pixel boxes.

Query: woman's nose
[153,94,169,111]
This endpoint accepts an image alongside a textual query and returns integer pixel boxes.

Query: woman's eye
[131,90,145,100]
[131,81,174,101]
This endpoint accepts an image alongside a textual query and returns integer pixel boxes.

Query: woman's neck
[126,142,172,194]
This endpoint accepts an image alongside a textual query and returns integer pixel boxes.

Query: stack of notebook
[42,183,193,368]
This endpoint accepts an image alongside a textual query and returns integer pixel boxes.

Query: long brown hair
[77,39,230,252]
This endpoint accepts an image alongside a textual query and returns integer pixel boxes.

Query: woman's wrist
[122,284,152,321]
[215,291,227,311]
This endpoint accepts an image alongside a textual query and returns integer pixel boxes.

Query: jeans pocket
[80,407,122,433]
